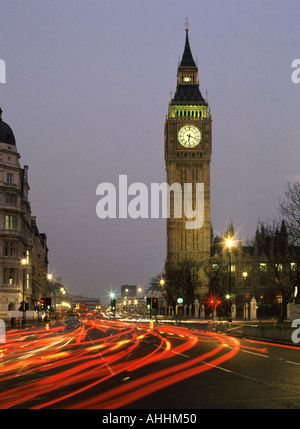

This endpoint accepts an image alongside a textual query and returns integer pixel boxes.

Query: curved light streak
[0,319,240,409]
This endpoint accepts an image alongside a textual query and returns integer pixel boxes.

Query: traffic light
[111,298,116,311]
[45,298,52,310]
[146,297,151,310]
[152,297,158,310]
[19,301,28,311]
[40,298,45,310]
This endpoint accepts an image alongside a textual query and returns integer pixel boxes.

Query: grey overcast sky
[0,0,299,304]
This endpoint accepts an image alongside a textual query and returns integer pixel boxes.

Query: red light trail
[0,318,240,409]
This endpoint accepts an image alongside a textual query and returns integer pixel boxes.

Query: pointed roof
[179,27,197,69]
[171,22,207,106]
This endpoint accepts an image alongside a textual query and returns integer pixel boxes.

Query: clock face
[178,125,201,148]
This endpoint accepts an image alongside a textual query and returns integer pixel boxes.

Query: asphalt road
[0,316,299,410]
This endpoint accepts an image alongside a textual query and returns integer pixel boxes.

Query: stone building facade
[210,222,300,318]
[0,109,48,317]
[164,24,212,287]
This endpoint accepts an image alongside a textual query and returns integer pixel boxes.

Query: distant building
[120,284,144,312]
[70,294,101,311]
[31,216,49,304]
[121,284,137,299]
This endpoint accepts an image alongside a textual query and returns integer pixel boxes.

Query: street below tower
[0,314,299,410]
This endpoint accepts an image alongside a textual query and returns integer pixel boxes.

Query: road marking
[201,361,232,373]
[172,350,190,358]
[240,349,269,358]
[286,361,300,366]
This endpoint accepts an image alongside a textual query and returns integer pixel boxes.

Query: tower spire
[170,21,206,105]
[179,18,197,68]
[185,16,190,32]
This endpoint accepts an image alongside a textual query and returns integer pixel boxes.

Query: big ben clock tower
[164,20,212,280]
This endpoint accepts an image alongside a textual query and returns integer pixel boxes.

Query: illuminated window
[275,263,283,272]
[291,262,297,271]
[230,265,236,272]
[260,263,267,272]
[184,76,192,82]
[5,215,17,230]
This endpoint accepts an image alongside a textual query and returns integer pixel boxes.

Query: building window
[291,262,297,271]
[260,263,267,272]
[4,241,18,257]
[275,263,283,272]
[5,193,17,205]
[5,215,17,230]
[7,173,13,184]
[3,268,17,286]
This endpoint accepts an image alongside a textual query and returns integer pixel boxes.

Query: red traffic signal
[152,297,158,310]
[206,295,222,308]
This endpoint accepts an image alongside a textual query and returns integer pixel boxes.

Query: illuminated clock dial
[178,125,201,148]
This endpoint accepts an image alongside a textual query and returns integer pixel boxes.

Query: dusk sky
[0,0,299,304]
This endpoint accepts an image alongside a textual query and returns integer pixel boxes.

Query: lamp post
[160,278,165,313]
[138,287,142,313]
[47,273,53,288]
[21,258,27,325]
[243,271,248,320]
[60,286,66,318]
[226,239,233,322]
[243,272,248,296]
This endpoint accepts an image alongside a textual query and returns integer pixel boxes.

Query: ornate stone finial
[185,17,190,32]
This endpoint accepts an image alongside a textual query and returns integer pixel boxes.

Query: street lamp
[60,286,66,315]
[226,238,233,322]
[243,271,248,296]
[138,287,142,313]
[21,258,27,325]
